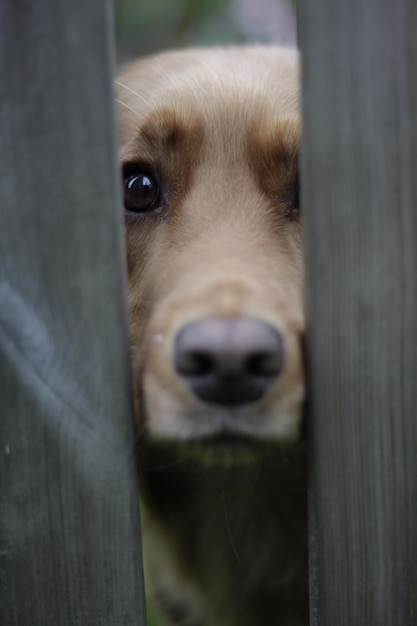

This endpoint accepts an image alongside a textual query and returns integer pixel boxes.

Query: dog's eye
[284,178,300,220]
[123,171,160,214]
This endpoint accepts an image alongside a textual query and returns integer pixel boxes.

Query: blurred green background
[112,1,296,624]
[114,0,296,63]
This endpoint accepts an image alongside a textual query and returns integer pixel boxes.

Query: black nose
[173,317,284,406]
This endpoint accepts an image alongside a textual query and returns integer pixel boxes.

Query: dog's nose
[173,317,284,405]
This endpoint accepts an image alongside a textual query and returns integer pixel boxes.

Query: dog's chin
[141,427,302,469]
[175,433,269,467]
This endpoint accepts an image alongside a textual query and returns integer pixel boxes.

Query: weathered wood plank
[0,1,145,624]
[300,0,417,623]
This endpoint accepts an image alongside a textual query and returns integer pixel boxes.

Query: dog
[116,46,307,626]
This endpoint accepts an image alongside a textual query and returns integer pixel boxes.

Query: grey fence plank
[300,0,417,624]
[0,1,145,624]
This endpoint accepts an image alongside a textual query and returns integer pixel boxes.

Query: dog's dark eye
[284,177,300,220]
[123,171,160,214]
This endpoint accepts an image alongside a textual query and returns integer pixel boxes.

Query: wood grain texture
[299,0,417,624]
[0,1,145,624]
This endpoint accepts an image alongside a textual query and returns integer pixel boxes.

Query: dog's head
[116,47,303,461]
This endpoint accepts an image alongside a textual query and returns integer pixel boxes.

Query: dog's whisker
[221,475,242,564]
[115,80,151,106]
[196,463,222,497]
[114,98,141,118]
[144,457,188,472]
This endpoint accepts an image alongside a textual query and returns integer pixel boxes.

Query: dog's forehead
[117,47,300,151]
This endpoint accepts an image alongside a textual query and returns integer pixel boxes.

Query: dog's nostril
[177,351,215,376]
[246,352,282,377]
[173,317,284,406]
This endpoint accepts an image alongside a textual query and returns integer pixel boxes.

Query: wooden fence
[0,1,145,624]
[300,0,417,623]
[0,0,416,624]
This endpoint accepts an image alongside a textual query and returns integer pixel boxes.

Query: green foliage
[114,0,242,62]
[114,0,296,62]
[147,604,169,626]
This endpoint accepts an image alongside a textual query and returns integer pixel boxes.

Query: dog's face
[117,47,303,459]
